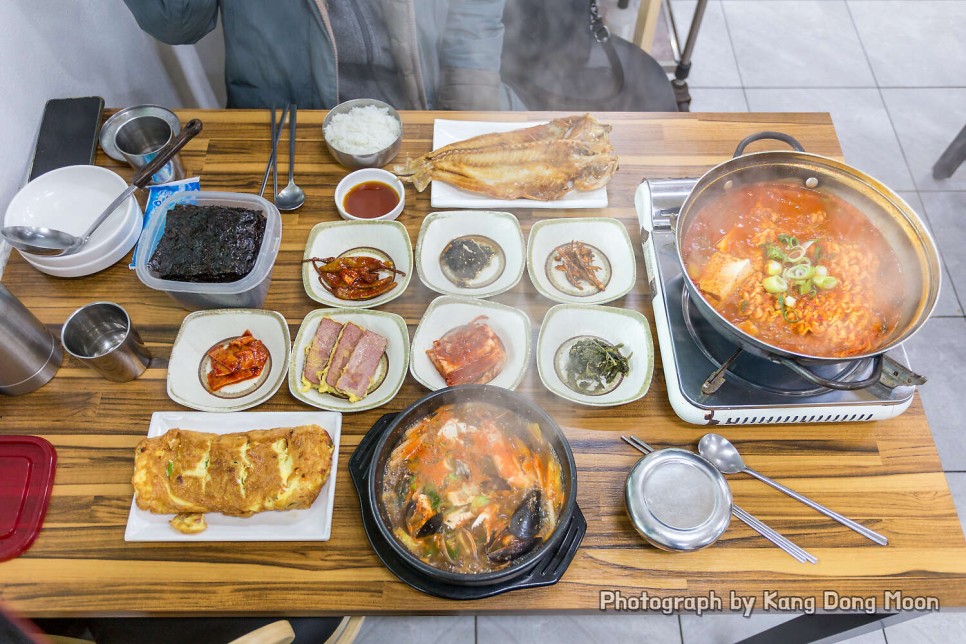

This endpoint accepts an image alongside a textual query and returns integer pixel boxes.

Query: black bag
[501,0,678,112]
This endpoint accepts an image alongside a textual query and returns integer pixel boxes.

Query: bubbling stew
[380,402,565,574]
[681,181,904,358]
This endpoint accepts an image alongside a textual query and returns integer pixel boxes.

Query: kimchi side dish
[682,181,905,358]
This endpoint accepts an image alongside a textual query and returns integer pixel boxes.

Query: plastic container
[135,191,281,311]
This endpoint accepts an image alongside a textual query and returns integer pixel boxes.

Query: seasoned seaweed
[148,205,266,283]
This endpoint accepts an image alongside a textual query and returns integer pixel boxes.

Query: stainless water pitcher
[0,284,62,395]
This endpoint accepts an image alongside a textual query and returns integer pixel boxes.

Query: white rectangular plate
[125,411,342,542]
[430,119,609,210]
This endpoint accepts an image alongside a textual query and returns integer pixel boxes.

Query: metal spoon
[698,433,888,546]
[3,119,203,256]
[275,103,305,211]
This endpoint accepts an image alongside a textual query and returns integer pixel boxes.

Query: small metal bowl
[625,448,732,552]
[322,99,403,169]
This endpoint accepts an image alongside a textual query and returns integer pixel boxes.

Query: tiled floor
[359,1,966,642]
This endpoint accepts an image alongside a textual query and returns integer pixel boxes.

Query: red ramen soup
[681,181,904,358]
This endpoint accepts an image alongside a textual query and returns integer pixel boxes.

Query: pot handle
[734,131,805,158]
[774,355,884,391]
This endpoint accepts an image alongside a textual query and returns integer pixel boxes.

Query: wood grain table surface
[1,110,964,617]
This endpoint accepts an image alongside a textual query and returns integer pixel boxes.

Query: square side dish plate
[537,304,654,407]
[289,308,410,412]
[429,119,609,209]
[527,217,636,305]
[166,309,290,412]
[302,220,413,309]
[410,295,531,391]
[125,411,342,542]
[415,210,525,298]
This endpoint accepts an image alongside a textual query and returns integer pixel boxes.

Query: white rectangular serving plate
[429,119,609,209]
[125,411,342,542]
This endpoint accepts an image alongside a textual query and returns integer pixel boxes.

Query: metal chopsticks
[621,435,818,564]
[259,104,291,199]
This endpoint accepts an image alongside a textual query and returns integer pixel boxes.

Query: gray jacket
[123,0,520,110]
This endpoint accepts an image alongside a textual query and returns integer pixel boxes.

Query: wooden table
[2,111,965,618]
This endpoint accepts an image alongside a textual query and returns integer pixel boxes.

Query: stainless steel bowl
[625,448,732,552]
[322,99,402,170]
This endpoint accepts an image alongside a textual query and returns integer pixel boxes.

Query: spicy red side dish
[206,330,270,391]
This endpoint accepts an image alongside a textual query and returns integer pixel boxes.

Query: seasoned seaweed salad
[148,205,266,283]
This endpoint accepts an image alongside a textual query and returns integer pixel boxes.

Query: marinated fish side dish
[301,317,389,402]
[132,425,334,534]
[205,330,270,392]
[395,114,619,201]
[303,255,406,301]
[682,181,905,357]
[148,204,266,283]
[381,402,565,574]
[426,316,506,386]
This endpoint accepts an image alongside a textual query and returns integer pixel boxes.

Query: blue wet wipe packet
[129,176,201,269]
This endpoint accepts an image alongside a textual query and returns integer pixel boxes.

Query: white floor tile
[724,0,875,87]
[903,317,966,471]
[688,88,749,112]
[897,191,963,318]
[477,614,681,644]
[670,1,743,88]
[849,1,966,87]
[355,616,475,644]
[920,192,966,310]
[680,613,796,643]
[745,87,915,191]
[881,88,966,191]
[884,611,966,644]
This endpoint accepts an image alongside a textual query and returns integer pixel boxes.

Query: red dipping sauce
[343,181,400,219]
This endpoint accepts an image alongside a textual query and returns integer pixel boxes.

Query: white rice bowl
[324,105,401,155]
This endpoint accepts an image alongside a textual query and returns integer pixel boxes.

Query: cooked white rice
[324,105,400,155]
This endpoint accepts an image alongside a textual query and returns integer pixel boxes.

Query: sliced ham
[302,318,344,385]
[336,330,389,402]
[322,322,365,393]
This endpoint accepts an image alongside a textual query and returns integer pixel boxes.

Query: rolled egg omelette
[132,425,334,534]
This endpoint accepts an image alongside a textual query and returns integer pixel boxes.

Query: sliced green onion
[786,247,807,262]
[784,295,797,307]
[814,265,828,277]
[763,275,788,293]
[798,279,813,295]
[784,263,813,281]
[766,260,782,275]
[813,275,839,290]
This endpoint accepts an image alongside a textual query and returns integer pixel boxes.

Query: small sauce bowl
[335,169,405,222]
[625,448,732,552]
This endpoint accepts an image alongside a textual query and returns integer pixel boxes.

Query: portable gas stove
[635,179,920,426]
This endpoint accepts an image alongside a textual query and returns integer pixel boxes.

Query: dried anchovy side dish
[553,241,605,292]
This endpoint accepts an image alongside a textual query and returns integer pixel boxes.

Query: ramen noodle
[681,181,904,358]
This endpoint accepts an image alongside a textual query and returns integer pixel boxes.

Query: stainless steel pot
[672,132,941,389]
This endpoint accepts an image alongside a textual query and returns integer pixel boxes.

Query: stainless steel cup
[61,302,151,382]
[114,114,186,185]
[0,285,62,395]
